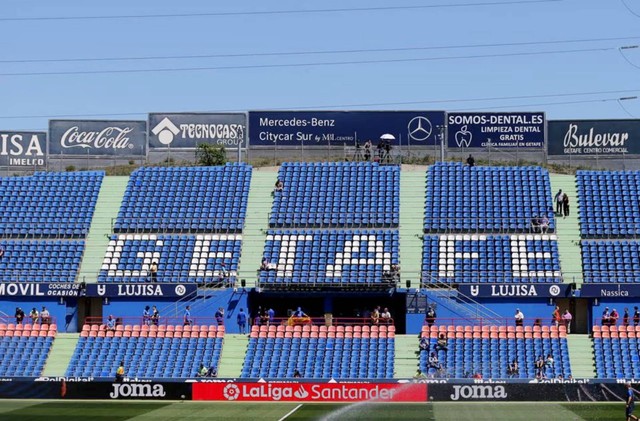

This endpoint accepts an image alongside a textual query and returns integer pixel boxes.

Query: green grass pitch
[0,401,629,421]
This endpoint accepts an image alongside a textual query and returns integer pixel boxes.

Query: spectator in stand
[151,306,160,326]
[363,140,372,162]
[105,315,116,332]
[267,308,275,325]
[562,309,573,334]
[217,263,229,287]
[237,308,247,334]
[466,154,475,167]
[371,306,380,325]
[611,308,620,326]
[428,352,440,370]
[473,372,483,379]
[15,307,25,325]
[533,318,542,328]
[634,307,640,327]
[0,245,5,259]
[206,366,217,377]
[540,214,550,234]
[215,307,225,326]
[624,308,630,327]
[514,308,524,327]
[293,369,302,378]
[425,306,436,328]
[149,261,158,283]
[273,179,284,194]
[143,306,151,326]
[29,307,39,324]
[260,309,270,326]
[115,361,125,383]
[196,363,207,377]
[288,307,311,326]
[183,305,193,326]
[380,308,392,325]
[260,258,269,271]
[562,194,570,219]
[530,215,540,233]
[419,337,430,351]
[435,333,448,352]
[507,359,519,378]
[545,353,554,370]
[552,305,561,328]
[602,307,611,326]
[554,189,565,215]
[535,355,545,378]
[40,306,50,325]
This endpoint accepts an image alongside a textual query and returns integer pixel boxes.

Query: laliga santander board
[192,382,427,402]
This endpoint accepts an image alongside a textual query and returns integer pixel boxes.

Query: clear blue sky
[2,0,639,132]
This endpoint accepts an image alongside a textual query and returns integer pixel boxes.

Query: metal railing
[257,270,399,289]
[421,274,501,321]
[423,216,557,234]
[580,222,640,239]
[84,316,220,326]
[253,316,395,327]
[0,270,80,283]
[110,217,245,234]
[0,222,89,239]
[267,212,399,228]
[0,316,57,326]
[420,317,568,329]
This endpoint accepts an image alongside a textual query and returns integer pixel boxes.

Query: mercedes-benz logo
[408,116,433,142]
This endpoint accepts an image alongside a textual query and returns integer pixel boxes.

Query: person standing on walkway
[237,308,247,334]
[554,189,565,215]
[562,309,573,334]
[562,194,570,219]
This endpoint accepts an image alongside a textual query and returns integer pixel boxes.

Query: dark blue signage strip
[0,131,47,168]
[446,112,545,149]
[149,113,246,149]
[49,120,147,156]
[579,283,640,298]
[548,119,640,156]
[458,284,570,298]
[249,111,446,146]
[0,283,196,298]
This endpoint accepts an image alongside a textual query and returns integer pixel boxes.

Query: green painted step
[78,176,130,283]
[237,168,278,288]
[399,166,428,283]
[567,334,596,378]
[217,334,249,378]
[394,334,420,378]
[549,174,583,285]
[42,333,79,377]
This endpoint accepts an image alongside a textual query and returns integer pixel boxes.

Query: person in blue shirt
[215,307,224,326]
[236,308,247,334]
[627,383,639,421]
[106,315,116,332]
[267,308,275,324]
[183,305,193,326]
[142,306,151,326]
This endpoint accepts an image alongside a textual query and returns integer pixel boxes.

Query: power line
[2,36,637,64]
[0,0,563,22]
[452,97,627,111]
[2,88,638,119]
[621,0,640,19]
[0,47,613,77]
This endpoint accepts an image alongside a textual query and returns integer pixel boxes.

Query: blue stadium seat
[0,239,85,283]
[581,240,640,283]
[0,324,56,377]
[592,326,640,378]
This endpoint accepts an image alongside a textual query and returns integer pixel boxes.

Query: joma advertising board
[249,111,445,146]
[148,113,246,149]
[49,120,147,156]
[0,131,46,168]
[446,112,545,148]
[548,119,640,155]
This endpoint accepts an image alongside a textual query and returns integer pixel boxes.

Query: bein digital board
[447,112,545,149]
[249,111,445,146]
[49,120,147,156]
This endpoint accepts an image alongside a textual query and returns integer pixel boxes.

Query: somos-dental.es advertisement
[447,112,545,149]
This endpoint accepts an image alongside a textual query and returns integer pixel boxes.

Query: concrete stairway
[217,334,249,378]
[42,333,79,376]
[78,176,130,283]
[236,168,278,288]
[399,166,427,285]
[566,334,596,378]
[394,334,420,378]
[550,174,583,285]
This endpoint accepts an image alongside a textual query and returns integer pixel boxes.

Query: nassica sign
[548,119,640,156]
[447,112,545,148]
[148,113,246,149]
[248,111,445,146]
[49,120,147,156]
[192,382,427,402]
[458,284,570,298]
[0,132,46,168]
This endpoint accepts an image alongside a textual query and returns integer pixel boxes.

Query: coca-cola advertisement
[192,382,428,402]
[49,120,147,156]
[548,119,640,156]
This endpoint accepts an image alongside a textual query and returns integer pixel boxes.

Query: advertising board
[248,111,445,146]
[548,119,640,156]
[0,131,46,169]
[49,120,147,156]
[446,112,545,149]
[0,283,196,298]
[458,284,570,298]
[149,113,246,149]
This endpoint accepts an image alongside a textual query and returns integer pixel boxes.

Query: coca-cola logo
[60,126,136,150]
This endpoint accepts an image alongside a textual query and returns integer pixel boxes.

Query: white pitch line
[277,403,303,421]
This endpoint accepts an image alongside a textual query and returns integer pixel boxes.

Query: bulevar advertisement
[192,382,427,402]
